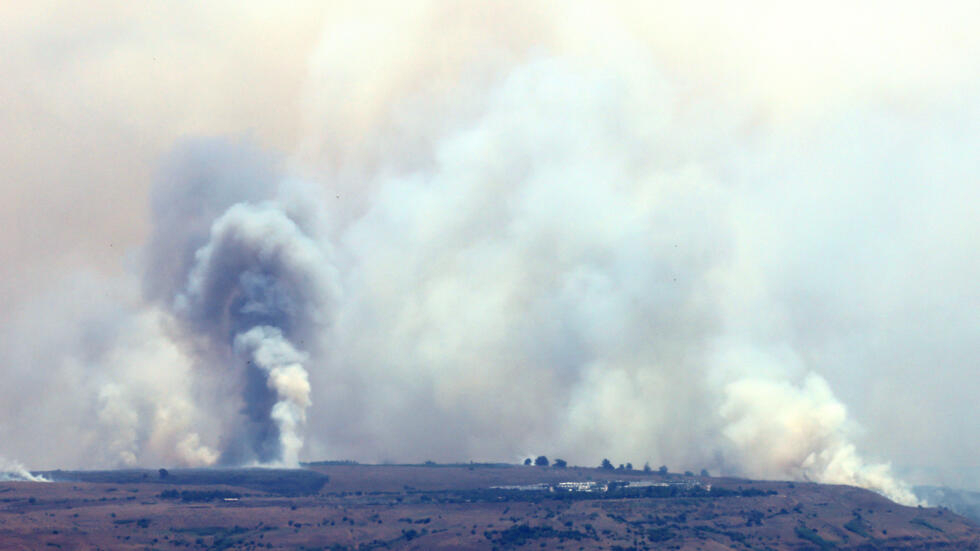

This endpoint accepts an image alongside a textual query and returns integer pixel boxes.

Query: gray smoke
[2,1,978,507]
[144,141,338,465]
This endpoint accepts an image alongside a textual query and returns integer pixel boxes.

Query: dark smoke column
[133,137,341,470]
[172,200,336,465]
[173,201,336,465]
[140,140,338,466]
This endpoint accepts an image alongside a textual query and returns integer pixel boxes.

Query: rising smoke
[0,457,47,482]
[2,1,978,506]
[144,141,339,466]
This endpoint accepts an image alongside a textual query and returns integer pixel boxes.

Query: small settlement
[492,479,709,493]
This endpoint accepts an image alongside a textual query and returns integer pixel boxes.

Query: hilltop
[0,463,977,550]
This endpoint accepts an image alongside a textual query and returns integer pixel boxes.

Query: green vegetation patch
[795,525,838,550]
[844,515,871,538]
[487,523,592,547]
[173,525,247,537]
[159,489,241,502]
[910,517,944,532]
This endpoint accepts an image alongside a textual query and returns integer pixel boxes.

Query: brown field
[1,464,978,550]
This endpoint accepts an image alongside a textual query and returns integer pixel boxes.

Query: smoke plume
[2,1,979,506]
[0,457,47,482]
[145,144,338,465]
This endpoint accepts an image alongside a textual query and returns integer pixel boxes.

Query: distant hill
[35,467,329,496]
[917,485,980,523]
[1,463,977,549]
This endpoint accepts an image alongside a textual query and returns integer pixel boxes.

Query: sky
[0,1,977,501]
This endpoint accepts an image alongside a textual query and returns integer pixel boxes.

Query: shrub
[794,525,836,550]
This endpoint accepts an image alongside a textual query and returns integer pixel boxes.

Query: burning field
[2,2,979,539]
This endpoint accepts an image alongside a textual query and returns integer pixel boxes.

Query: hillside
[1,463,977,550]
[915,485,980,525]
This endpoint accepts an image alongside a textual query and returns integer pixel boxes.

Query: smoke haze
[0,457,48,482]
[1,1,978,505]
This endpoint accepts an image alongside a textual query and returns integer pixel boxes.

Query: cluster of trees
[488,523,589,546]
[521,456,711,477]
[598,460,710,477]
[599,459,668,474]
[522,456,567,468]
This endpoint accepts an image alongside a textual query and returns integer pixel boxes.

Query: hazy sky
[1,1,977,498]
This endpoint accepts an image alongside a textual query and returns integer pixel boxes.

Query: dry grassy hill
[0,463,977,550]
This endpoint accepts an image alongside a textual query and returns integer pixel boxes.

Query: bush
[844,515,871,538]
[490,523,588,546]
[794,525,836,550]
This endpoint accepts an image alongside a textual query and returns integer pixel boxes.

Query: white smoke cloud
[0,274,218,470]
[296,46,923,503]
[234,326,312,467]
[720,373,916,504]
[0,457,48,482]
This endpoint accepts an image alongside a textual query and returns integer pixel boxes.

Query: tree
[534,456,549,467]
[700,468,710,477]
[553,458,567,468]
[684,470,694,476]
[158,468,169,479]
[658,465,668,475]
[643,462,652,473]
[601,458,614,470]
[523,458,532,466]
[626,463,633,471]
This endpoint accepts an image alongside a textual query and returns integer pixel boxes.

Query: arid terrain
[1,463,978,550]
